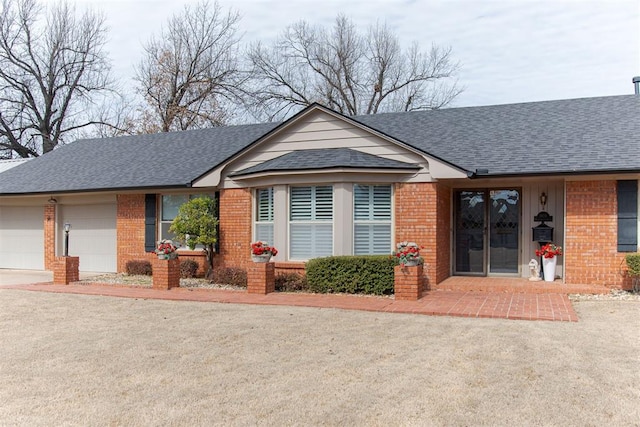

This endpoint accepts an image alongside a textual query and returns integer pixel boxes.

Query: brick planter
[152,258,180,290]
[248,262,275,294]
[394,264,424,301]
[53,256,80,285]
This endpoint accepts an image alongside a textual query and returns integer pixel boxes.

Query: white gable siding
[219,111,432,188]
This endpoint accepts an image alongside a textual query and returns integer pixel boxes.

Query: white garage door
[0,206,44,270]
[59,204,117,272]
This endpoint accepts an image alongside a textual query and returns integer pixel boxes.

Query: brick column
[248,262,275,294]
[394,264,424,301]
[44,205,56,270]
[152,258,180,290]
[53,256,79,285]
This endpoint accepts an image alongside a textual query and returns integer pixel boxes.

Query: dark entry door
[454,189,520,275]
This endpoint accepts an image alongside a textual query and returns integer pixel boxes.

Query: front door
[454,189,520,275]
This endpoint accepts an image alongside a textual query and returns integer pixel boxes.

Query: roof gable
[231,148,420,177]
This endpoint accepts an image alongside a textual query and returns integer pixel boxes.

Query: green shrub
[180,259,200,278]
[125,260,152,276]
[625,253,640,277]
[305,255,395,295]
[275,272,308,292]
[210,267,247,288]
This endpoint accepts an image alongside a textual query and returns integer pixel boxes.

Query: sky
[66,0,639,109]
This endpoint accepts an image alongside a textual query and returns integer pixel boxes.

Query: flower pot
[251,254,272,263]
[542,256,557,282]
[157,252,178,260]
[402,259,420,267]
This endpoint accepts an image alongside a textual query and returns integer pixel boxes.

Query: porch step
[432,276,610,295]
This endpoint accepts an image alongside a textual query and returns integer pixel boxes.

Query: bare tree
[134,0,244,133]
[248,15,462,120]
[0,0,114,157]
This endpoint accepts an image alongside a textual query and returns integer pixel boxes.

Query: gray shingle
[232,148,419,176]
[1,94,639,195]
[0,123,279,194]
[355,95,640,176]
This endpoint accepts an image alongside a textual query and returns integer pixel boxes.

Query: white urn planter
[251,254,272,263]
[542,256,557,282]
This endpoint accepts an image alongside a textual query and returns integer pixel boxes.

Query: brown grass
[0,289,638,426]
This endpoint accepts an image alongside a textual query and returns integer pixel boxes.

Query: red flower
[535,243,562,258]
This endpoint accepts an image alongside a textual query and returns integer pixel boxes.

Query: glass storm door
[488,189,520,274]
[454,191,486,275]
[454,189,520,275]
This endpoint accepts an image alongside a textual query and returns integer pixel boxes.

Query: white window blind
[255,188,274,244]
[354,185,392,255]
[290,186,333,259]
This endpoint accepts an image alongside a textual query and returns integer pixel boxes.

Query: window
[160,194,211,246]
[290,186,333,259]
[255,188,274,244]
[353,185,392,254]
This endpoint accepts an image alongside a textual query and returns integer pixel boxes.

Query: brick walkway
[2,282,578,322]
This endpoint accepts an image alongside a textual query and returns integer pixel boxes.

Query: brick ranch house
[0,95,638,289]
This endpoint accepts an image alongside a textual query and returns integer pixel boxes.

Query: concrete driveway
[0,269,104,286]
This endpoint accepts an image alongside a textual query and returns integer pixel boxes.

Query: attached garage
[0,205,44,270]
[58,203,117,272]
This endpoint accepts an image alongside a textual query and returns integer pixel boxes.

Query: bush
[275,272,308,292]
[125,260,152,276]
[180,259,200,278]
[305,255,395,295]
[210,267,247,288]
[625,253,640,277]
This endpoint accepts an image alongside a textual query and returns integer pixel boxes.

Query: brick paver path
[3,282,578,322]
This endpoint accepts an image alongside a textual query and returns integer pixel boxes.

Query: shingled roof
[0,122,279,194]
[0,94,638,195]
[232,148,420,177]
[355,95,640,176]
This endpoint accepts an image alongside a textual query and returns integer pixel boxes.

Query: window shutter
[144,194,157,252]
[290,186,333,259]
[257,188,274,221]
[618,180,638,252]
[255,188,274,244]
[354,185,391,255]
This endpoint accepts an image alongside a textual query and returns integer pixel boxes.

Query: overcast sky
[69,0,639,109]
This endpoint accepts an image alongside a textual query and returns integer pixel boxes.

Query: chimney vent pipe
[633,76,640,95]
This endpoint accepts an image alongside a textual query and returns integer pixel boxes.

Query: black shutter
[617,180,638,252]
[144,194,157,252]
[214,191,220,253]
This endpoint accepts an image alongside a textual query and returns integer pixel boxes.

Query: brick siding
[394,182,450,286]
[44,205,56,270]
[565,180,630,288]
[218,188,253,271]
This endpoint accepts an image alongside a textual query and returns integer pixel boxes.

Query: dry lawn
[0,289,638,426]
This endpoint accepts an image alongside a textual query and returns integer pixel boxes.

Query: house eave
[230,167,419,181]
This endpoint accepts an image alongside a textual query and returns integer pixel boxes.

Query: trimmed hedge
[179,259,199,278]
[275,272,308,292]
[210,267,247,288]
[305,255,395,295]
[625,253,640,277]
[125,260,152,276]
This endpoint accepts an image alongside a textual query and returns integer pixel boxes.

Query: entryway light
[540,192,547,209]
[63,223,71,257]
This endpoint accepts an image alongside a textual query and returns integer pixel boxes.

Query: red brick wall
[395,182,450,286]
[44,205,56,270]
[218,188,253,270]
[435,182,452,283]
[116,194,209,276]
[565,180,629,288]
[53,256,79,284]
[116,194,153,273]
